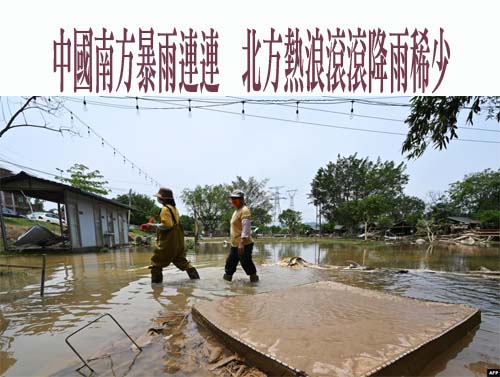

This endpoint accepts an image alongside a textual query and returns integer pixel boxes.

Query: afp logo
[487,369,500,376]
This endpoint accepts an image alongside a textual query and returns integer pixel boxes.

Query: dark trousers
[225,243,257,276]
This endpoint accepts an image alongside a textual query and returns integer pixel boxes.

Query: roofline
[0,171,131,210]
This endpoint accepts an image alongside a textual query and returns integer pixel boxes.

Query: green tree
[180,215,195,233]
[356,194,392,240]
[391,195,426,226]
[448,169,500,215]
[278,209,302,235]
[425,192,457,224]
[31,198,44,212]
[114,191,160,225]
[57,164,110,195]
[310,154,409,232]
[403,96,500,159]
[181,184,229,233]
[227,176,273,228]
[474,210,500,229]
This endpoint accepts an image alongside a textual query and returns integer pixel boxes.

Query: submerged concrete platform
[192,281,480,376]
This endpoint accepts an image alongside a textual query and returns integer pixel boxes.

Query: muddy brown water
[0,242,498,376]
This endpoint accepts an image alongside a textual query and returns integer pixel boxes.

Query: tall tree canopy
[310,154,411,230]
[181,184,229,233]
[278,209,302,235]
[182,177,273,234]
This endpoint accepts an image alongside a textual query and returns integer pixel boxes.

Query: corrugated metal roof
[447,216,481,224]
[0,171,131,210]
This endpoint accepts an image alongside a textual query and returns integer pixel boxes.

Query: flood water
[0,242,499,376]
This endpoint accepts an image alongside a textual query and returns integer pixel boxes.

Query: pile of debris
[438,230,500,245]
[133,310,267,377]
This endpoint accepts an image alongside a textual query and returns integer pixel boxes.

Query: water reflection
[0,242,498,376]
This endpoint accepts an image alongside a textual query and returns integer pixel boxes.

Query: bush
[474,210,500,229]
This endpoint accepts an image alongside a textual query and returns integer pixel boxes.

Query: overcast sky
[0,96,499,222]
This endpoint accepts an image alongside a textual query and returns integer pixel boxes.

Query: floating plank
[192,281,480,376]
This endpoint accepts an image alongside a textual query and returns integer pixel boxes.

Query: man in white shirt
[224,190,259,282]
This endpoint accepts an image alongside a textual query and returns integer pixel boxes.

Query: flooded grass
[0,242,499,376]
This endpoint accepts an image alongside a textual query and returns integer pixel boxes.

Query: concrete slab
[192,281,480,376]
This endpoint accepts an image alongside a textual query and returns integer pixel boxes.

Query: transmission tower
[287,189,298,210]
[269,186,286,224]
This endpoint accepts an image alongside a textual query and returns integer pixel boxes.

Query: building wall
[0,168,31,215]
[77,199,97,248]
[65,192,129,250]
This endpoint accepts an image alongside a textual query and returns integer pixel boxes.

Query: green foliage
[185,239,195,250]
[278,209,302,235]
[403,96,500,159]
[114,191,160,225]
[474,210,500,229]
[319,222,336,233]
[57,163,109,195]
[181,177,273,234]
[425,169,500,226]
[180,215,195,232]
[310,154,409,230]
[426,192,457,223]
[391,195,426,226]
[448,169,500,215]
[181,184,229,233]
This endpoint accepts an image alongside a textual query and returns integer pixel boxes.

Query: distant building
[389,221,416,236]
[0,171,131,250]
[0,168,31,215]
[333,225,347,236]
[447,216,481,232]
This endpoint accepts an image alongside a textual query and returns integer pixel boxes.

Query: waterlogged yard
[0,241,499,376]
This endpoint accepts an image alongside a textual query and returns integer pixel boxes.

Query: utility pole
[318,203,322,236]
[314,203,323,237]
[287,189,298,210]
[269,186,286,225]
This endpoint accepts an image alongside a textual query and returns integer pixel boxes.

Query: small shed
[0,171,131,251]
[333,224,347,235]
[389,221,416,236]
[447,216,481,232]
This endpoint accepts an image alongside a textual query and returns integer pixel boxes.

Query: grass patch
[4,217,61,232]
[129,228,152,237]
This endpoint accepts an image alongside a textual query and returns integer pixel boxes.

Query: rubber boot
[250,274,259,282]
[186,267,200,279]
[150,266,163,283]
[223,274,232,281]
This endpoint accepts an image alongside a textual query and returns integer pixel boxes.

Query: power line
[73,96,500,140]
[229,95,500,133]
[0,158,151,196]
[60,103,162,188]
[195,107,500,145]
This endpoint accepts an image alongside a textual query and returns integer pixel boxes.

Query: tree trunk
[364,221,368,241]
